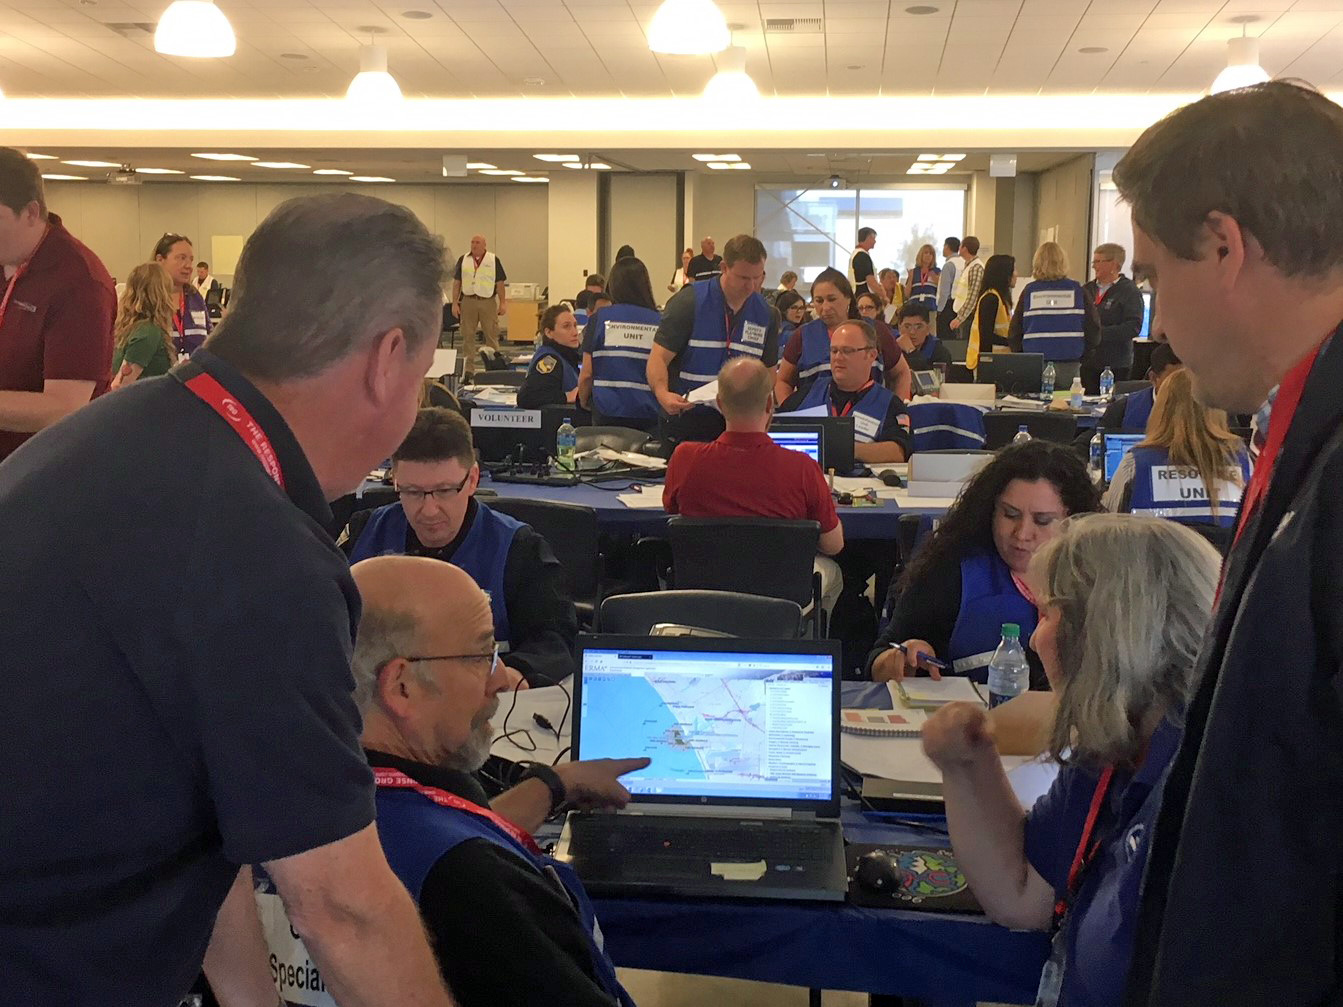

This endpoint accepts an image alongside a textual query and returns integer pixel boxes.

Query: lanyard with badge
[0,223,49,331]
[176,368,287,489]
[373,766,543,854]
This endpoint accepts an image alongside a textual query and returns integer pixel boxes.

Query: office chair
[1112,380,1150,398]
[598,591,803,639]
[982,411,1078,450]
[575,426,654,454]
[486,498,602,628]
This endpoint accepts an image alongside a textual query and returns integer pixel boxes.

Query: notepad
[841,708,928,737]
[893,677,987,710]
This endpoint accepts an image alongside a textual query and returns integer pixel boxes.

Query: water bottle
[556,417,577,470]
[1012,425,1032,445]
[1069,376,1084,410]
[1099,366,1115,400]
[1089,429,1105,481]
[1041,361,1056,398]
[986,623,1030,709]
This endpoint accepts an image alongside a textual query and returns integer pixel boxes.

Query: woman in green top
[110,262,178,388]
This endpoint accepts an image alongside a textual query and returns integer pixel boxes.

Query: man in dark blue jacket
[1118,81,1343,1006]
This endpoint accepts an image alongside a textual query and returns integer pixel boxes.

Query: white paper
[841,734,1045,805]
[465,386,518,407]
[430,348,458,378]
[1000,395,1047,411]
[488,682,574,765]
[617,485,667,509]
[686,380,719,405]
[893,677,986,707]
[1006,757,1061,810]
[596,447,668,470]
[780,404,829,418]
[891,489,961,510]
[830,476,885,493]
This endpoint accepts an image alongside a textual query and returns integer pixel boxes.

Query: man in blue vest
[1096,341,1182,431]
[895,302,953,371]
[646,233,780,443]
[341,407,578,688]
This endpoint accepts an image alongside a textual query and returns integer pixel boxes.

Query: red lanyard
[1093,288,1106,307]
[724,306,738,349]
[0,224,49,331]
[1053,766,1114,926]
[182,371,286,488]
[176,290,186,338]
[373,767,542,855]
[829,379,874,417]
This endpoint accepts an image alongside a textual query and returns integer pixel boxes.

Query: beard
[438,697,500,774]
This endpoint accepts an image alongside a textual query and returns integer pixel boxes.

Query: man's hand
[949,318,962,331]
[922,701,997,771]
[500,664,530,691]
[555,757,652,811]
[871,638,940,682]
[450,302,461,319]
[497,301,507,316]
[656,389,693,415]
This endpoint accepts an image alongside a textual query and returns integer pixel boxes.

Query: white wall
[547,173,599,303]
[1034,155,1095,281]
[690,174,755,256]
[44,181,549,289]
[606,174,678,280]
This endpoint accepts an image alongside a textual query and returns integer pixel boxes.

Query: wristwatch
[518,762,567,817]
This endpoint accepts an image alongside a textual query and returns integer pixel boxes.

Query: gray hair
[207,193,446,381]
[1033,514,1221,768]
[1093,242,1127,269]
[350,603,426,716]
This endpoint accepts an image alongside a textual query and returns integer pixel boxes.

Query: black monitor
[770,415,855,475]
[976,353,1044,396]
[468,403,573,465]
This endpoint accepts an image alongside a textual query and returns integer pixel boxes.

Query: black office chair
[598,591,803,639]
[486,498,602,627]
[666,516,824,638]
[466,370,526,388]
[328,485,398,539]
[983,411,1078,449]
[1113,380,1150,397]
[576,426,653,454]
[941,338,970,362]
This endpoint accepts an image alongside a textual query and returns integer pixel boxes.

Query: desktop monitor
[975,353,1044,396]
[468,404,569,465]
[1103,431,1145,483]
[767,423,824,469]
[770,415,855,475]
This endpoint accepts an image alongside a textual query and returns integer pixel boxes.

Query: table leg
[809,990,822,1007]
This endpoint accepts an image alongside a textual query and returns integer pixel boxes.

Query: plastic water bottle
[556,417,577,470]
[1099,366,1115,400]
[1012,425,1032,445]
[986,624,1030,709]
[1069,376,1084,410]
[1041,362,1056,398]
[1089,430,1105,481]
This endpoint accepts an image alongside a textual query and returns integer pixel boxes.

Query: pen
[888,642,950,671]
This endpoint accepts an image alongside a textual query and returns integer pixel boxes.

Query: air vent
[764,17,824,33]
[103,22,156,35]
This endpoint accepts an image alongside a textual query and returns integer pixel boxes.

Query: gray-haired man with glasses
[341,407,578,688]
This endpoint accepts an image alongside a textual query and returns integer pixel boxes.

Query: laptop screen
[575,643,836,804]
[766,427,823,466]
[1104,432,1144,482]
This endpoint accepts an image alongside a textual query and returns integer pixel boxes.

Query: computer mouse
[878,469,906,489]
[854,850,905,894]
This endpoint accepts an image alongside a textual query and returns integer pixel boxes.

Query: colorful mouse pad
[846,843,984,914]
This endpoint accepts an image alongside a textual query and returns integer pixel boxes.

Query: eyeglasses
[830,345,873,357]
[396,470,471,505]
[405,645,500,678]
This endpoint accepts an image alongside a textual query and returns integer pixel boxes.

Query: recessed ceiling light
[929,163,954,173]
[846,64,864,70]
[401,10,433,18]
[916,153,941,161]
[466,162,496,170]
[478,168,522,176]
[522,77,546,87]
[349,175,395,182]
[1078,46,1108,54]
[26,153,58,160]
[563,162,612,170]
[279,52,309,60]
[62,159,119,168]
[42,174,88,181]
[708,162,751,170]
[134,167,184,175]
[906,5,939,13]
[354,24,389,34]
[189,175,240,181]
[192,152,256,162]
[513,176,548,183]
[313,168,354,175]
[252,161,310,169]
[941,153,966,161]
[533,153,578,162]
[693,153,740,162]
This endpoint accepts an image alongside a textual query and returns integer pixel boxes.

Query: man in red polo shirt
[663,356,844,611]
[0,148,114,462]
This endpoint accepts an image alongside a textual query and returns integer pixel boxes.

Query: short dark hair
[1114,81,1343,276]
[153,233,191,259]
[721,234,767,267]
[962,236,981,256]
[393,406,475,468]
[0,148,46,217]
[857,227,877,243]
[982,254,1017,309]
[608,256,658,311]
[811,267,859,320]
[614,244,636,261]
[196,261,209,269]
[1150,342,1182,372]
[776,289,806,316]
[855,288,882,310]
[944,236,961,254]
[592,291,613,305]
[585,273,605,289]
[897,301,931,324]
[540,303,573,336]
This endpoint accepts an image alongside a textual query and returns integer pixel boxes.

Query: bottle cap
[1001,623,1020,639]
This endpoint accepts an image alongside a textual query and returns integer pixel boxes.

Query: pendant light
[346,44,403,104]
[648,0,729,56]
[154,1,237,58]
[702,46,758,102]
[1210,27,1269,94]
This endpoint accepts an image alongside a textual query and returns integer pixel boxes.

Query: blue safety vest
[672,279,772,394]
[1018,278,1087,362]
[175,284,210,356]
[1126,445,1250,528]
[947,549,1039,682]
[908,267,940,310]
[1122,386,1155,430]
[527,343,580,394]
[349,501,523,646]
[907,401,987,452]
[589,303,660,422]
[377,786,636,1007]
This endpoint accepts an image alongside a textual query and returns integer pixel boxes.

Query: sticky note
[710,860,768,882]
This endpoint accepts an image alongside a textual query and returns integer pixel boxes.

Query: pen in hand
[888,642,950,671]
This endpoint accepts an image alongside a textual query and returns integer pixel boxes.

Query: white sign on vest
[1150,466,1243,504]
[853,412,881,441]
[471,408,542,429]
[1028,290,1076,311]
[605,322,657,350]
[740,321,766,346]
[254,891,337,1007]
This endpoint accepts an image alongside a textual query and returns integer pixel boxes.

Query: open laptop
[767,422,824,470]
[1103,431,1145,483]
[558,635,847,902]
[976,353,1045,396]
[770,415,855,475]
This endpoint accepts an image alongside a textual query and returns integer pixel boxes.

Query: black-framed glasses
[830,345,874,357]
[405,645,500,677]
[396,470,472,505]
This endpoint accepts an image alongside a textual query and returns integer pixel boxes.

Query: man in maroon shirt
[663,357,844,611]
[0,148,115,462]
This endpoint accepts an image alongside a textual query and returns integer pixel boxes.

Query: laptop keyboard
[569,813,837,863]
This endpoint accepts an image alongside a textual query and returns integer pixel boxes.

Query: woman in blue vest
[1104,366,1250,529]
[578,255,661,431]
[904,243,941,312]
[866,441,1101,684]
[517,304,584,410]
[1009,241,1100,363]
[776,289,807,343]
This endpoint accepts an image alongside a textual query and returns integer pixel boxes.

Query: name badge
[605,321,656,350]
[190,310,207,327]
[1029,291,1075,311]
[471,408,542,429]
[740,321,766,346]
[853,412,881,440]
[253,891,337,1006]
[1150,466,1243,504]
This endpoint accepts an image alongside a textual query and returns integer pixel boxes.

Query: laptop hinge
[617,804,795,820]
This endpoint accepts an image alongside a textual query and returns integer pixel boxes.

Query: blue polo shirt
[1024,715,1183,1007]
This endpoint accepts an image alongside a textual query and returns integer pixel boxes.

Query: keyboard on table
[569,812,838,865]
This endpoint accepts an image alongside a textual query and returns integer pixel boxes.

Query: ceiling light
[251,161,310,169]
[134,167,184,175]
[929,163,954,173]
[313,168,353,175]
[349,175,395,182]
[401,10,433,19]
[192,152,256,161]
[26,153,58,161]
[563,162,612,170]
[916,153,941,161]
[513,176,549,183]
[648,0,730,55]
[478,169,522,176]
[906,164,933,174]
[466,162,496,170]
[154,1,236,58]
[346,44,403,104]
[522,77,546,87]
[189,175,240,181]
[1078,46,1108,54]
[703,46,758,102]
[906,5,940,13]
[62,159,119,168]
[41,174,87,181]
[941,153,966,161]
[707,161,751,170]
[692,153,739,162]
[1211,33,1269,94]
[533,154,579,162]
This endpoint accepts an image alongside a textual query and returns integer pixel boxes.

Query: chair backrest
[941,338,970,362]
[983,410,1078,450]
[328,485,399,539]
[599,590,803,639]
[485,498,601,605]
[667,516,819,609]
[1113,380,1150,397]
[576,426,654,454]
[468,369,526,388]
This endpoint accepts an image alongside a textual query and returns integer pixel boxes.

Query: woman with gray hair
[922,514,1222,1007]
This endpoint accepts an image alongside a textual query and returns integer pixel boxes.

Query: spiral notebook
[840,707,929,738]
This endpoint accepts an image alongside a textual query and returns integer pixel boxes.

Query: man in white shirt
[451,234,508,378]
[935,236,961,337]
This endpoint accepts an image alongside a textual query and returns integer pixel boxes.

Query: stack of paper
[686,381,720,408]
[616,485,666,510]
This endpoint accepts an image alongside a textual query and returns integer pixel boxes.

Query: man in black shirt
[1082,242,1146,390]
[341,556,648,1007]
[685,235,722,281]
[0,194,453,1005]
[342,407,578,687]
[573,273,605,312]
[850,226,880,299]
